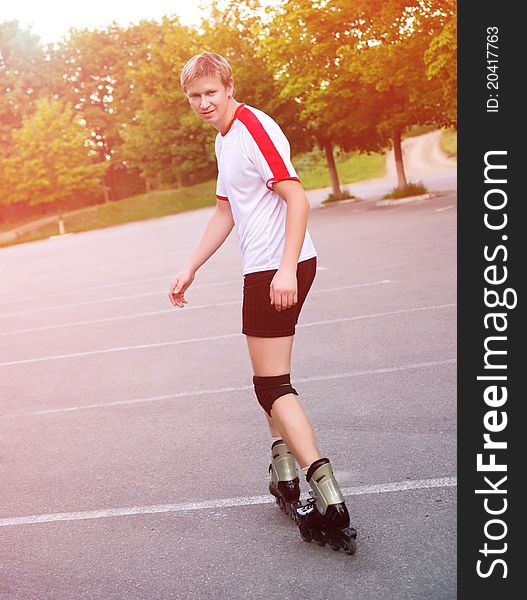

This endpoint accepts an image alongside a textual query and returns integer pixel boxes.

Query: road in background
[0,192,457,599]
[0,130,456,244]
[308,129,457,208]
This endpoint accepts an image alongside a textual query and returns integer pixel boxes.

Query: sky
[0,0,218,44]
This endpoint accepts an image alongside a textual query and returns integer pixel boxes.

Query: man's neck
[219,100,241,133]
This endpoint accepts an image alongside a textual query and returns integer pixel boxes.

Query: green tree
[1,97,107,218]
[255,0,379,197]
[0,21,49,147]
[199,2,312,155]
[48,21,166,198]
[424,0,456,127]
[118,16,216,188]
[259,0,456,190]
[335,0,455,187]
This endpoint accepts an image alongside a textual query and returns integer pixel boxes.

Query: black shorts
[242,256,317,338]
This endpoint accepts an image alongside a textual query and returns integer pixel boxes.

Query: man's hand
[168,268,195,308]
[270,267,298,311]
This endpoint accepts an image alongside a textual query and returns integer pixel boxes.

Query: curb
[375,192,440,207]
[0,231,18,245]
[320,198,362,208]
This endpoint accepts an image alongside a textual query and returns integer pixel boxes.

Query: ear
[226,79,234,98]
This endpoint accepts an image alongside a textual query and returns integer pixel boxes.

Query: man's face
[186,76,233,129]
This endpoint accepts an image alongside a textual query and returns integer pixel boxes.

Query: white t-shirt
[215,103,317,275]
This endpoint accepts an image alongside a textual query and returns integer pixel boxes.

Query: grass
[295,149,385,190]
[382,181,428,200]
[0,213,47,233]
[402,123,438,139]
[322,188,357,204]
[440,129,457,158]
[2,181,216,246]
[1,149,386,247]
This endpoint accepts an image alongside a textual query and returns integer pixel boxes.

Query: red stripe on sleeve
[265,176,300,191]
[238,109,292,181]
[216,195,229,201]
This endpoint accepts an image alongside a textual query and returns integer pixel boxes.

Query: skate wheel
[289,502,300,521]
[299,525,312,543]
[343,538,357,556]
[312,529,326,547]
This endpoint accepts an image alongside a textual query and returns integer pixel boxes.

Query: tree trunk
[323,140,342,199]
[392,128,408,189]
[102,171,112,203]
[58,206,65,235]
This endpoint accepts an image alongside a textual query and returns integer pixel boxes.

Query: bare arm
[274,180,310,272]
[268,180,310,312]
[183,200,235,273]
[169,200,234,308]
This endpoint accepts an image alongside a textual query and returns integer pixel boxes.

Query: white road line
[312,280,391,293]
[3,256,168,286]
[0,279,241,319]
[0,280,393,336]
[0,304,456,368]
[6,358,456,417]
[0,303,238,335]
[1,265,327,307]
[0,332,239,367]
[0,274,176,305]
[299,303,455,328]
[0,264,239,306]
[0,477,457,528]
[435,205,454,212]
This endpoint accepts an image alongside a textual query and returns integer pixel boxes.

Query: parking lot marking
[5,358,456,417]
[0,304,455,368]
[0,477,456,528]
[301,303,455,328]
[0,264,239,306]
[1,280,393,336]
[0,279,242,319]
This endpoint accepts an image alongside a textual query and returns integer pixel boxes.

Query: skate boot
[268,439,301,520]
[295,458,357,555]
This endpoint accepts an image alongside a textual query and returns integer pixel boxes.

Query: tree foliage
[259,0,456,186]
[424,0,456,127]
[0,21,48,147]
[0,97,107,206]
[0,1,456,217]
[199,1,311,153]
[117,16,217,188]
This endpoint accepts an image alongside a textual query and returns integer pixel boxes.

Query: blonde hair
[180,52,234,94]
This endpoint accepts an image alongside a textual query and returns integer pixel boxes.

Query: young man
[169,52,356,554]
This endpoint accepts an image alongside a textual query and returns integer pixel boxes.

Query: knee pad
[253,374,298,417]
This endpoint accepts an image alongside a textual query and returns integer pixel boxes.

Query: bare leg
[246,334,321,469]
[265,414,281,437]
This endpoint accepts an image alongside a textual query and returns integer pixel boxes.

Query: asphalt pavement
[0,191,457,599]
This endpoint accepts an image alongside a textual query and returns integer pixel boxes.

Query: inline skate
[295,458,357,555]
[268,439,301,520]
